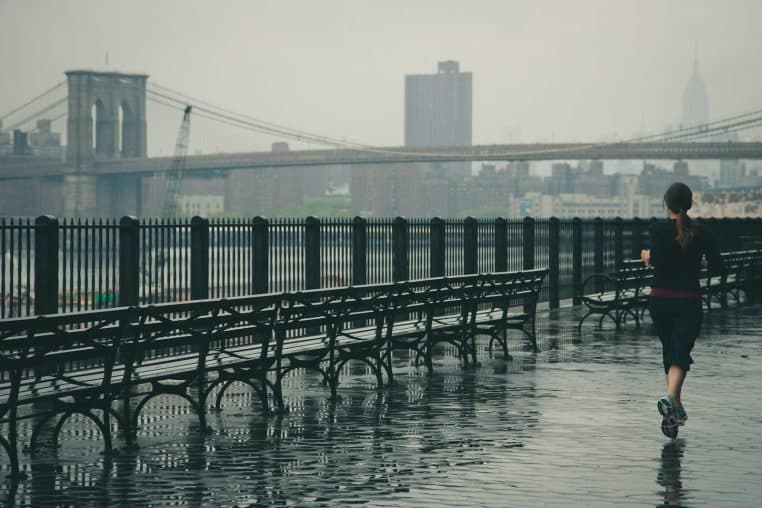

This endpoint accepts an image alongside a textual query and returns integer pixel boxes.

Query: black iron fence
[1,215,760,318]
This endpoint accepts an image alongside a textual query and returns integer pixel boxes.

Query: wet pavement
[2,303,761,507]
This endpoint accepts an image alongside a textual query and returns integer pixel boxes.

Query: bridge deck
[3,141,762,179]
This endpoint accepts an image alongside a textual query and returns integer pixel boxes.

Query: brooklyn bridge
[2,70,762,217]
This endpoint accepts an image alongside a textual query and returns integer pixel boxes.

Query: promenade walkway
[2,303,760,507]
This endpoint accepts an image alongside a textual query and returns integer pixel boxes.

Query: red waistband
[650,287,701,299]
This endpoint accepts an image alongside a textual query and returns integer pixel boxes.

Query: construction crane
[162,105,192,217]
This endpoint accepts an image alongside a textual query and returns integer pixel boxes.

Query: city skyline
[2,1,762,157]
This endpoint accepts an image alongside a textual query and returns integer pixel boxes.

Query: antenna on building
[105,51,109,68]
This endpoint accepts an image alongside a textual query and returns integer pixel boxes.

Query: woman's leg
[649,297,674,376]
[668,300,702,407]
[666,364,686,404]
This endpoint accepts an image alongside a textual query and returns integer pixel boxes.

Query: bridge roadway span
[2,141,762,179]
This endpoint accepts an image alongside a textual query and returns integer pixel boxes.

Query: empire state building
[681,58,709,128]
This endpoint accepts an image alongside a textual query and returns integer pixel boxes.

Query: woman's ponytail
[675,209,694,249]
[664,182,696,249]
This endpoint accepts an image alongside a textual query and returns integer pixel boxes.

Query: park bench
[577,260,649,331]
[383,269,546,374]
[270,283,392,408]
[0,269,546,481]
[383,275,478,374]
[577,249,762,330]
[0,309,126,477]
[703,249,762,310]
[472,269,547,356]
[740,235,762,250]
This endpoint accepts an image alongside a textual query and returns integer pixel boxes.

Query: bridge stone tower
[66,70,148,166]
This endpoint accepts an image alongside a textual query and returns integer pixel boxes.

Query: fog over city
[1,1,761,219]
[2,5,762,506]
[2,0,762,156]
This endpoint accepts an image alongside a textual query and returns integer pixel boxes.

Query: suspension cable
[0,80,66,121]
[150,82,373,149]
[142,79,762,158]
[3,98,67,131]
[150,81,762,150]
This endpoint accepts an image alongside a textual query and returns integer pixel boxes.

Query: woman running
[641,182,725,438]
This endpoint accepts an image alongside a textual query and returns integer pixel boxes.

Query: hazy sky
[1,0,761,156]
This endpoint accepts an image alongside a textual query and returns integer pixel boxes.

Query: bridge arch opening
[91,99,110,157]
[118,103,124,155]
[91,102,98,152]
[120,100,137,158]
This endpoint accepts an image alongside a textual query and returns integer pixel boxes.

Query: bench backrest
[614,261,650,294]
[277,283,391,343]
[1,269,549,409]
[123,293,282,372]
[478,269,548,314]
[0,309,126,413]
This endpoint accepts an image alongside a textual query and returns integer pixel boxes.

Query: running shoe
[674,404,687,426]
[658,395,679,439]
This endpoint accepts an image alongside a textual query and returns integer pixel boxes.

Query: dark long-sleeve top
[646,219,726,292]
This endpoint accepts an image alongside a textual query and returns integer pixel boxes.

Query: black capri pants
[648,296,704,374]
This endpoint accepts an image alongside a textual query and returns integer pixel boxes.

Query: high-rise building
[405,61,472,177]
[719,160,747,188]
[681,57,708,128]
[680,56,716,180]
[0,120,10,156]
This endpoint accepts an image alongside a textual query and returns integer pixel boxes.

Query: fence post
[430,217,445,277]
[720,218,730,251]
[631,217,643,259]
[744,217,762,250]
[549,217,560,310]
[710,218,728,252]
[594,218,604,292]
[392,216,409,282]
[118,216,140,307]
[190,216,209,301]
[251,216,269,294]
[742,218,752,248]
[572,217,582,305]
[305,216,321,289]
[522,217,535,314]
[352,216,367,286]
[749,218,761,248]
[614,217,624,267]
[495,218,507,273]
[464,216,478,274]
[522,216,534,270]
[34,215,59,315]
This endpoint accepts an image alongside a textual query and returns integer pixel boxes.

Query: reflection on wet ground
[2,304,762,506]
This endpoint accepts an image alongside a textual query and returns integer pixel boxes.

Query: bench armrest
[580,273,617,297]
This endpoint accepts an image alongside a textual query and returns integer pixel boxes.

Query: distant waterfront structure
[681,57,708,129]
[66,70,148,165]
[404,60,472,178]
[178,194,224,216]
[29,119,64,160]
[680,56,716,181]
[352,61,474,217]
[405,60,472,147]
[719,159,753,188]
[0,121,10,155]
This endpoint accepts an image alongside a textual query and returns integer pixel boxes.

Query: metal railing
[2,215,760,318]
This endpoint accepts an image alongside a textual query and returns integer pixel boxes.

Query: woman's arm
[703,227,726,275]
[641,249,651,266]
[644,223,657,266]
